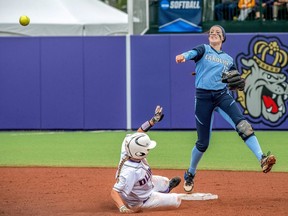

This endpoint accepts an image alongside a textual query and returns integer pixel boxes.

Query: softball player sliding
[111,106,182,213]
[175,25,276,193]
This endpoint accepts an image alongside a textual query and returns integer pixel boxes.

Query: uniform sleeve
[113,168,136,196]
[182,44,205,62]
[229,63,237,71]
[192,44,206,62]
[182,49,197,61]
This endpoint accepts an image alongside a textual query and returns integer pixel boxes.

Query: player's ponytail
[116,155,130,182]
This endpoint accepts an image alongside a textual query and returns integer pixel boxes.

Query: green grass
[0,130,287,172]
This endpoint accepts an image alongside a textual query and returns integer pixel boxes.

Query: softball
[19,15,30,26]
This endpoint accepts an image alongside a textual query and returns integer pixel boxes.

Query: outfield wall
[0,33,287,130]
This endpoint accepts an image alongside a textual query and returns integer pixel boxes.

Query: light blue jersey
[182,44,236,90]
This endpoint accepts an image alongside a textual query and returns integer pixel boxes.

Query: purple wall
[0,37,126,130]
[0,38,41,129]
[131,35,171,129]
[41,37,84,129]
[83,37,126,129]
[0,33,287,130]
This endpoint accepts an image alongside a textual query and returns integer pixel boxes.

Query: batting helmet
[125,132,157,160]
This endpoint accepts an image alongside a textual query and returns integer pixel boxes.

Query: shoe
[261,151,276,173]
[183,170,195,193]
[168,176,181,192]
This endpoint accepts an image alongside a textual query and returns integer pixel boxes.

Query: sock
[188,146,203,175]
[245,135,263,161]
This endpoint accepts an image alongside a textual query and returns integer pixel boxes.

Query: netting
[128,0,149,35]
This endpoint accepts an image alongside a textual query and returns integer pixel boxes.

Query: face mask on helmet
[125,132,157,160]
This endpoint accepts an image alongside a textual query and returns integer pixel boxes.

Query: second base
[178,193,218,201]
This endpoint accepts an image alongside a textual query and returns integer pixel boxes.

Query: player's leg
[216,106,262,158]
[185,90,214,193]
[192,91,214,167]
[141,191,181,209]
[217,92,276,172]
[214,107,264,160]
[217,93,263,157]
[151,175,169,193]
[214,107,235,129]
[152,175,181,193]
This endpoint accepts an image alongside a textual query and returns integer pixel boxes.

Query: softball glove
[222,70,245,91]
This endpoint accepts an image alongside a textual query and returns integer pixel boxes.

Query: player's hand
[176,55,186,63]
[119,205,134,214]
[151,105,164,124]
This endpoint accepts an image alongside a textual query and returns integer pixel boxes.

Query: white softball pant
[140,175,181,209]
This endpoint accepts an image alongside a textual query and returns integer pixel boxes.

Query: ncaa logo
[160,0,170,10]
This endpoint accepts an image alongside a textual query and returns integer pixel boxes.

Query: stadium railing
[147,0,288,34]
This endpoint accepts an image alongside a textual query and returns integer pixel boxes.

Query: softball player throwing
[175,25,276,193]
[111,106,182,213]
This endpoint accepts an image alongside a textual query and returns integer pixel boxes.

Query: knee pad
[236,120,254,140]
[196,141,208,153]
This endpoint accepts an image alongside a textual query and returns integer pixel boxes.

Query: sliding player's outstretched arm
[137,105,164,133]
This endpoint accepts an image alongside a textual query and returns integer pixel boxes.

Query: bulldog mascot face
[236,39,288,125]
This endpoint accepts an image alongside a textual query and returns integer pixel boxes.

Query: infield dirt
[0,167,287,216]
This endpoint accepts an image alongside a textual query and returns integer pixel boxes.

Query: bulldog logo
[236,36,288,127]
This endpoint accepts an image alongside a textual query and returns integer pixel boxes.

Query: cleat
[168,176,181,192]
[261,151,276,173]
[184,170,195,193]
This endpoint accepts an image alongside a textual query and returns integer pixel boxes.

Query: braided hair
[116,155,130,183]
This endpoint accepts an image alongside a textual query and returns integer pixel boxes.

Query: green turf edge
[0,131,286,172]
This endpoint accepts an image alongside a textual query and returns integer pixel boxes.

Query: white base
[178,193,218,201]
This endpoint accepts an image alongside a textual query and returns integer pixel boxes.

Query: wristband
[141,121,152,132]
